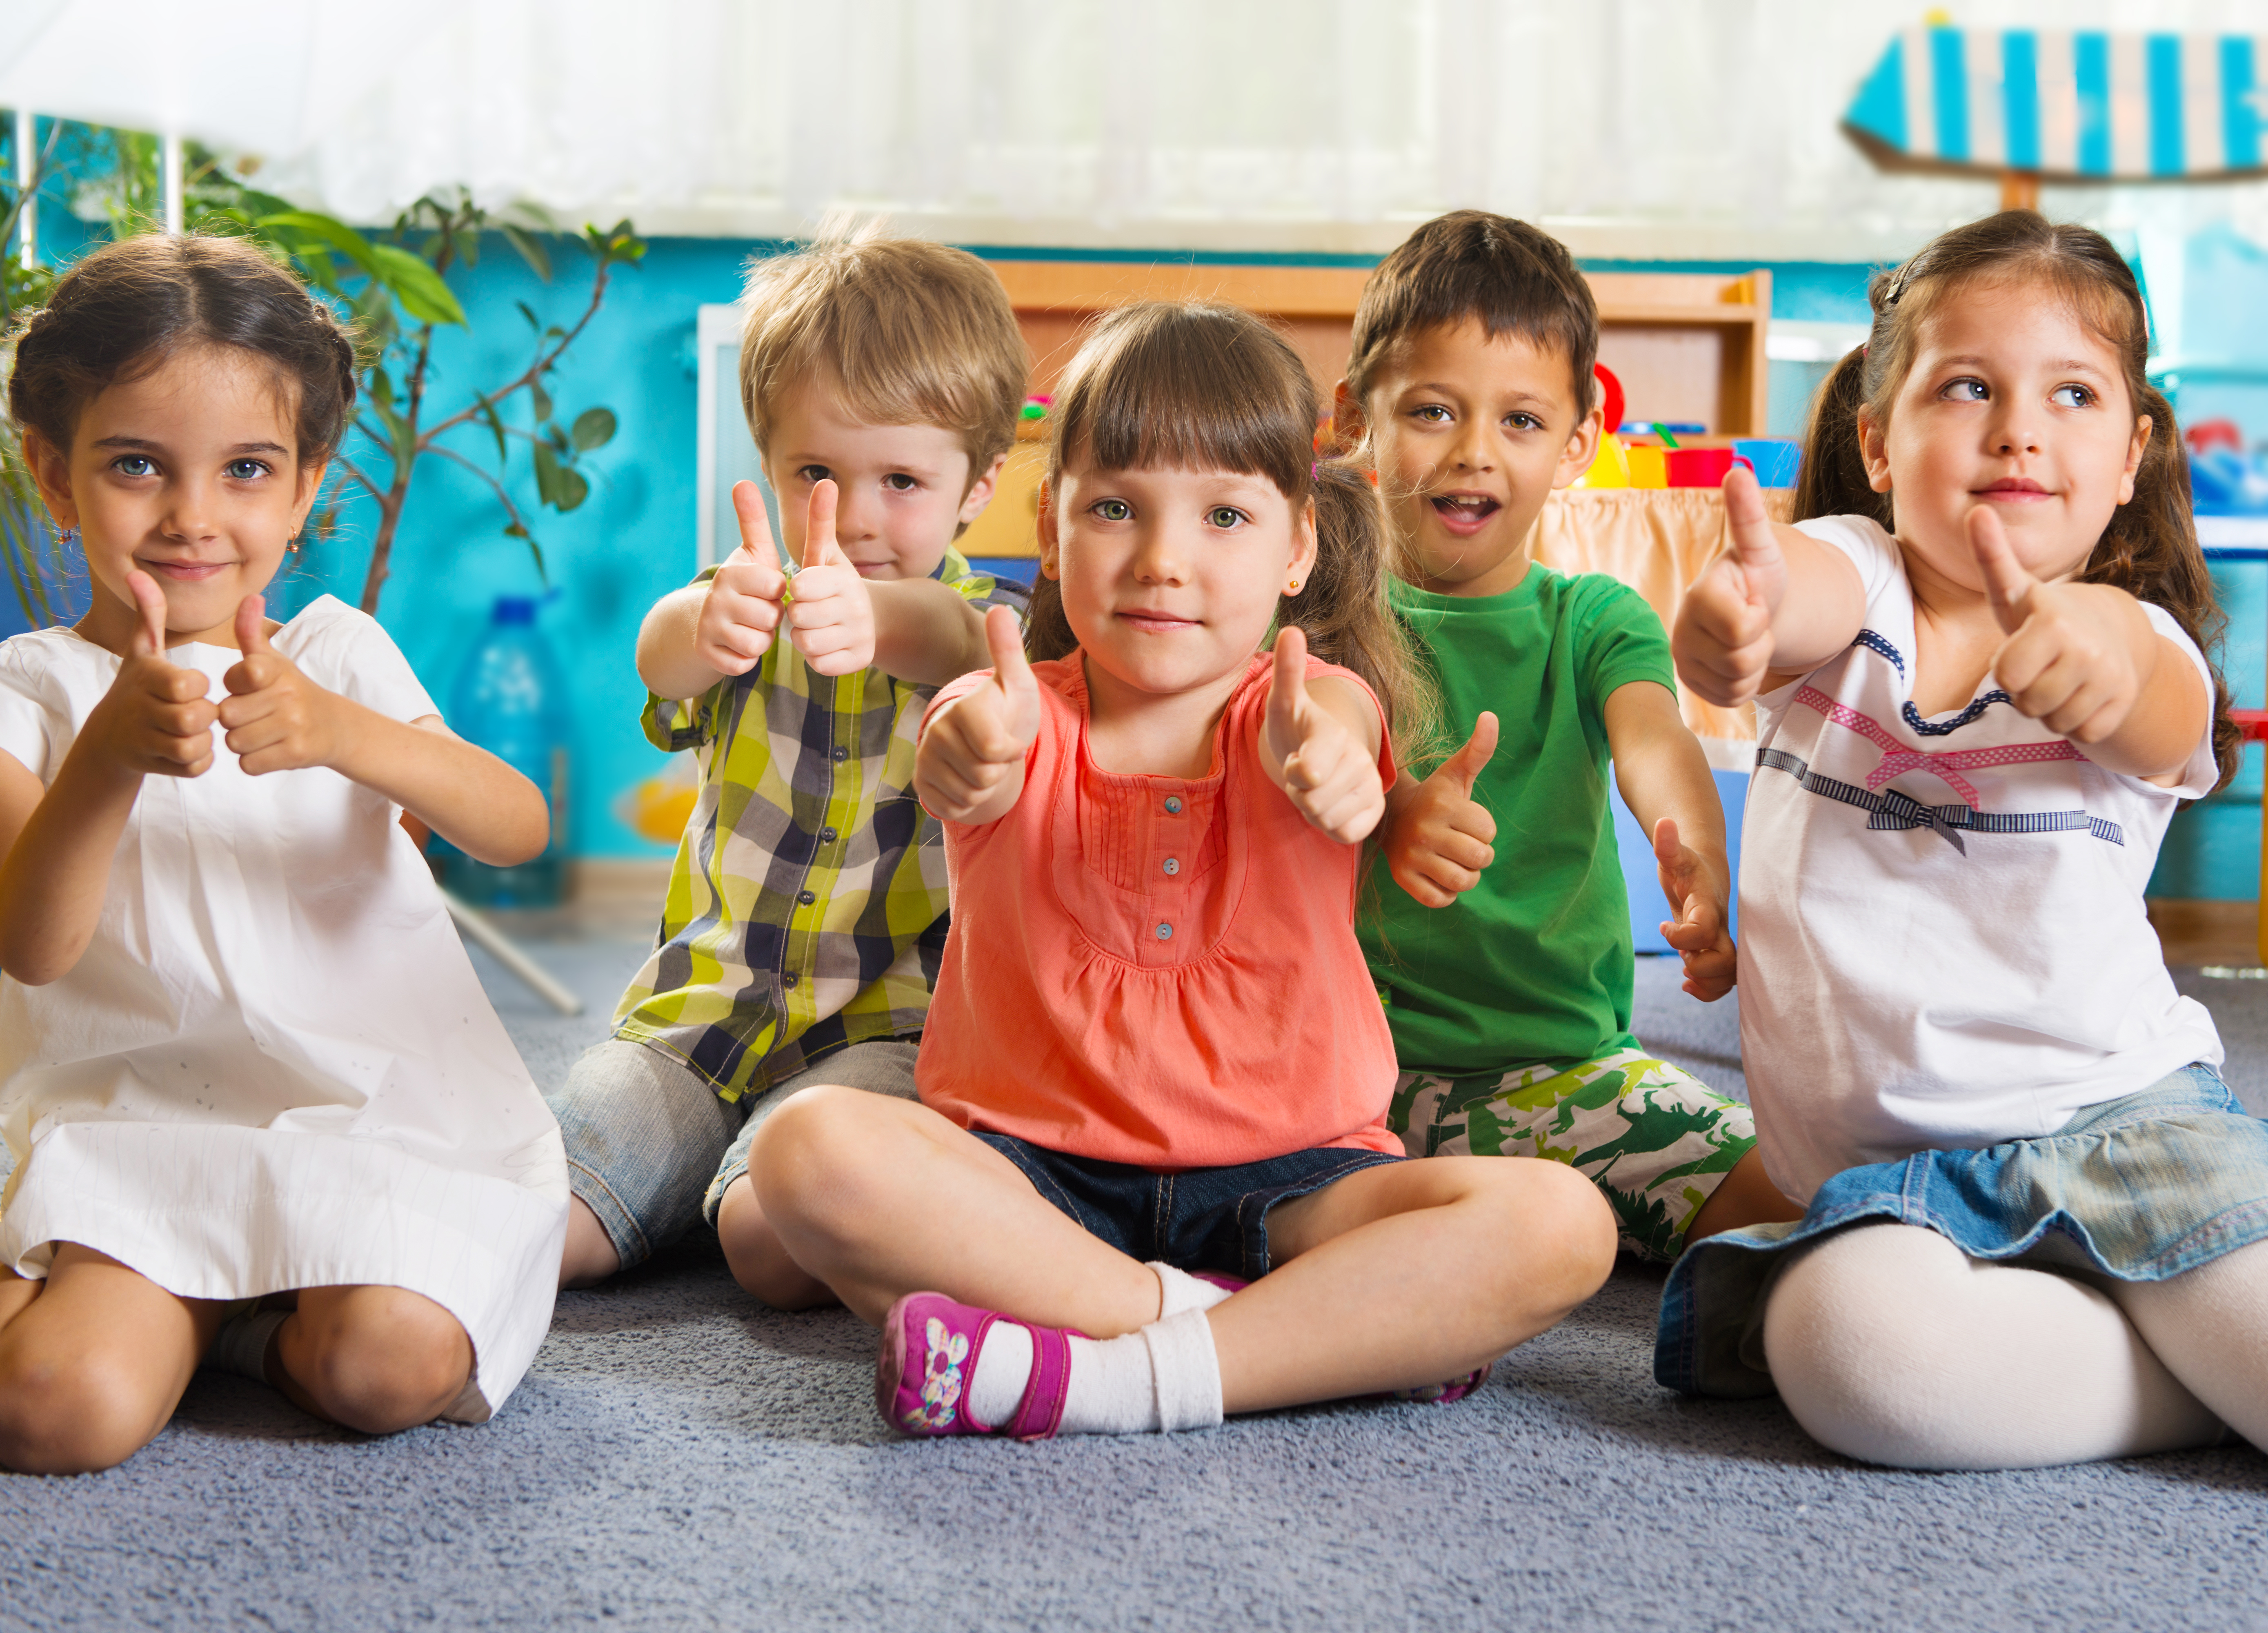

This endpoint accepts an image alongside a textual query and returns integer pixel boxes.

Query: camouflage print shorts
[1387,1050,1757,1264]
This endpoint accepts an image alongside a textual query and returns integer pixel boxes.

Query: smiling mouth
[1430,494,1501,521]
[139,558,233,580]
[1976,479,2052,499]
[1118,609,1198,631]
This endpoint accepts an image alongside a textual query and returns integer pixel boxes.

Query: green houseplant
[0,123,645,621]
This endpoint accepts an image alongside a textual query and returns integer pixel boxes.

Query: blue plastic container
[1732,438,1803,489]
[431,594,571,908]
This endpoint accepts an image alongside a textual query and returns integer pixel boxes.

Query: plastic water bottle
[432,594,570,908]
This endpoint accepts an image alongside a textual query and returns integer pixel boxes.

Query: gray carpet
[5,939,2268,1631]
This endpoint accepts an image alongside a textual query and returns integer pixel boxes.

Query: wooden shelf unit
[956,259,1774,561]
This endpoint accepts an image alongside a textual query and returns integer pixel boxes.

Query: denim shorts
[547,1035,920,1269]
[973,1133,1403,1282]
[1654,1063,2268,1398]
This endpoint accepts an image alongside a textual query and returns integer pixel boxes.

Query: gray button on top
[832,745,849,763]
[819,826,838,843]
[1163,795,1183,814]
[798,890,816,905]
[1155,922,1173,941]
[1163,857,1180,876]
[782,972,799,988]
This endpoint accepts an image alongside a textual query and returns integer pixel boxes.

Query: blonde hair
[1029,300,1441,764]
[737,229,1027,480]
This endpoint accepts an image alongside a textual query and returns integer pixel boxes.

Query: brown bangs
[1045,302,1315,499]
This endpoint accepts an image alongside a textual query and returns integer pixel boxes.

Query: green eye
[1093,498,1131,522]
[1208,507,1245,530]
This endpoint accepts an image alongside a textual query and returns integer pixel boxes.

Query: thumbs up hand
[89,569,219,779]
[1674,466,1787,707]
[217,594,338,774]
[1652,815,1736,1001]
[1384,711,1499,908]
[696,480,791,677]
[1967,504,2155,743]
[1264,627,1386,845]
[917,605,1042,822]
[785,479,877,677]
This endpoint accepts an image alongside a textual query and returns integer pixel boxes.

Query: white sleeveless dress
[0,596,566,1422]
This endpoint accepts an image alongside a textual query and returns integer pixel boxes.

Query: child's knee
[294,1290,470,1435]
[715,1173,828,1307]
[749,1084,902,1231]
[1459,1156,1618,1308]
[0,1340,163,1475]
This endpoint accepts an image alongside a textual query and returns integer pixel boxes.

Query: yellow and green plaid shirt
[612,550,1027,1102]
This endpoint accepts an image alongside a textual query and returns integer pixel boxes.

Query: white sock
[965,1320,1035,1430]
[1762,1223,2223,1470]
[961,1309,1225,1436]
[1150,1262,1236,1319]
[205,1310,287,1384]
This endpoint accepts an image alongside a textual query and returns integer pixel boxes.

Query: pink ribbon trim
[1794,686,2079,810]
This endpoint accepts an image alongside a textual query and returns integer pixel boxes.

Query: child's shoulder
[0,624,109,697]
[275,596,436,721]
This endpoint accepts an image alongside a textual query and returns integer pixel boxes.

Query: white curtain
[13,0,2268,256]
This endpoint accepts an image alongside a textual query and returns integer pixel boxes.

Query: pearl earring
[1286,578,1302,594]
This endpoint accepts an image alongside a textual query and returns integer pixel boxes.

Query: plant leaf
[516,299,541,333]
[258,210,380,275]
[480,402,508,463]
[530,378,553,424]
[533,441,563,507]
[365,242,466,326]
[554,465,590,511]
[501,222,553,284]
[570,406,617,452]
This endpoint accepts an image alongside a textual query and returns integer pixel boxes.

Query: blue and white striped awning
[1845,28,2268,180]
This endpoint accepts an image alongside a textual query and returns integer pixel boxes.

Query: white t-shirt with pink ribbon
[1739,513,2224,1203]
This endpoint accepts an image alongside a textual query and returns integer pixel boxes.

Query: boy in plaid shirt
[552,234,1029,1298]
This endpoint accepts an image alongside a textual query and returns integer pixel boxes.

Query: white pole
[13,108,31,269]
[162,131,183,234]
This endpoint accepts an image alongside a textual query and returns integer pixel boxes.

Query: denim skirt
[1654,1064,2268,1399]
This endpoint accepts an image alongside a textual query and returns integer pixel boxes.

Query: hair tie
[1311,461,1320,481]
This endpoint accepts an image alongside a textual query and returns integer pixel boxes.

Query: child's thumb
[985,604,1034,695]
[1652,815,1684,874]
[803,478,846,572]
[1269,626,1311,733]
[730,479,777,564]
[234,594,271,657]
[1439,711,1498,794]
[1967,505,2036,635]
[126,570,169,658]
[1723,466,1781,607]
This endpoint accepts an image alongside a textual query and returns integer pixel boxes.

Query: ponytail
[1791,345,1887,532]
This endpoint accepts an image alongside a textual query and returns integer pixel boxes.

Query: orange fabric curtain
[1527,487,1795,748]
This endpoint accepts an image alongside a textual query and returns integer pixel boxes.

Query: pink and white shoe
[876,1290,1081,1441]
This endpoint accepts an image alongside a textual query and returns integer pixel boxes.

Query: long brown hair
[1029,300,1439,760]
[1796,208,2239,790]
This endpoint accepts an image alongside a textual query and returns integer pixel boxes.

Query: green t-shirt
[1362,566,1677,1076]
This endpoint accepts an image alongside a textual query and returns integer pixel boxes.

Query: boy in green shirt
[1338,211,1798,1261]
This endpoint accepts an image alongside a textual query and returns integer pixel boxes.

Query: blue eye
[113,454,156,478]
[2050,384,2095,409]
[1944,378,1988,402]
[225,458,270,480]
[1092,498,1131,522]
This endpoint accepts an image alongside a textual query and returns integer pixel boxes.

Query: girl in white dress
[0,234,568,1474]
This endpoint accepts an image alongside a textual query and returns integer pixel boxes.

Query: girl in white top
[0,234,567,1475]
[1666,211,2268,1471]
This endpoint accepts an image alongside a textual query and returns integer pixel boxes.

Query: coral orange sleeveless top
[915,651,1401,1170]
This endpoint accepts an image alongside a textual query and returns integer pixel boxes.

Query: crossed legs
[1761,1223,2268,1470]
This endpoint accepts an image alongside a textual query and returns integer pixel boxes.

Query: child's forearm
[1757,523,1868,677]
[0,745,145,984]
[1605,685,1728,878]
[869,581,992,687]
[637,585,729,701]
[328,707,550,865]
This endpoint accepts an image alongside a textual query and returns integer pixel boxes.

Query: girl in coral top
[743,301,1617,1440]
